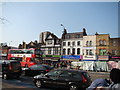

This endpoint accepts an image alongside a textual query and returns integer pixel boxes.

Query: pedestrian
[109,68,120,90]
[86,78,109,90]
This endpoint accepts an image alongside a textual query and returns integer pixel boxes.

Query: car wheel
[69,84,78,90]
[3,74,8,80]
[35,80,42,88]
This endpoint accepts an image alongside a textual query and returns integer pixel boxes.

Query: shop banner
[111,56,120,59]
[98,55,109,60]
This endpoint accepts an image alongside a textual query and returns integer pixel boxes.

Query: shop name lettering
[112,57,120,59]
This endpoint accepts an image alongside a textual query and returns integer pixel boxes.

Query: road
[1,71,110,89]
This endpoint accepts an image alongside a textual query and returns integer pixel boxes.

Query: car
[33,69,92,90]
[23,64,53,76]
[0,60,22,79]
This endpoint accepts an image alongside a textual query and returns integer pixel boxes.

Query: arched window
[63,42,66,46]
[77,48,80,55]
[103,40,106,45]
[63,49,66,55]
[72,48,75,55]
[67,48,70,55]
[86,50,89,55]
[68,42,70,46]
[86,41,89,46]
[72,41,75,46]
[89,41,92,46]
[99,40,103,45]
[77,41,80,46]
[89,50,93,55]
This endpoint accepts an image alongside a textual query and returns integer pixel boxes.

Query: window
[77,48,80,55]
[99,49,107,55]
[99,40,106,46]
[89,41,92,46]
[112,40,116,46]
[77,41,80,46]
[47,70,62,76]
[89,50,93,55]
[112,50,117,55]
[55,48,58,54]
[67,35,70,39]
[63,49,66,55]
[67,48,70,55]
[63,42,66,46]
[48,40,52,44]
[103,40,106,45]
[60,71,72,77]
[99,40,103,45]
[68,42,70,46]
[76,34,80,38]
[86,50,89,55]
[48,48,52,54]
[86,41,89,46]
[72,48,75,55]
[72,41,75,46]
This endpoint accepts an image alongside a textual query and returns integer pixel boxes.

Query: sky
[0,1,119,47]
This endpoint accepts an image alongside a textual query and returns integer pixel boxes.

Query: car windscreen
[29,65,45,70]
[46,70,62,76]
[44,65,53,70]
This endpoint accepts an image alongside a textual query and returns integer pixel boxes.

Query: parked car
[0,60,22,79]
[33,69,92,90]
[23,64,53,76]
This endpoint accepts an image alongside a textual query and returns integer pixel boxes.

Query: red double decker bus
[7,48,41,67]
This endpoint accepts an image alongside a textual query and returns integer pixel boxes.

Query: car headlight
[33,75,39,79]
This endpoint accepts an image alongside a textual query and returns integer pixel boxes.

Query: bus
[7,48,41,67]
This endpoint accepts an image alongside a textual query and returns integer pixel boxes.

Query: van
[0,60,22,79]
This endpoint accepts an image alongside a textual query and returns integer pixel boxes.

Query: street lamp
[61,24,65,29]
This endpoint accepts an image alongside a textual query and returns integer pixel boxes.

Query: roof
[64,32,84,39]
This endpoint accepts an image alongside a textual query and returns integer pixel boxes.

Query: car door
[43,70,62,88]
[56,71,72,88]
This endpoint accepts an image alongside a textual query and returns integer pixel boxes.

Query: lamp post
[61,24,65,29]
[60,24,66,61]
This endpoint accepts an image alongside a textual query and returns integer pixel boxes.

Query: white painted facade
[61,38,83,55]
[83,35,97,60]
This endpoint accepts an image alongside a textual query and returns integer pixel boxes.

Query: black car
[0,60,22,79]
[23,64,53,76]
[33,69,92,90]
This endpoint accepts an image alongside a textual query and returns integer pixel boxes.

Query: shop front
[110,56,120,61]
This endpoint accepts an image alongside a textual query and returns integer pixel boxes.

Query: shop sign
[60,55,82,59]
[111,56,120,59]
[83,55,97,60]
[98,56,109,60]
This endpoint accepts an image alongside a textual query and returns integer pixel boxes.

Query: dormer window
[76,34,80,38]
[67,35,70,39]
[48,40,52,44]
